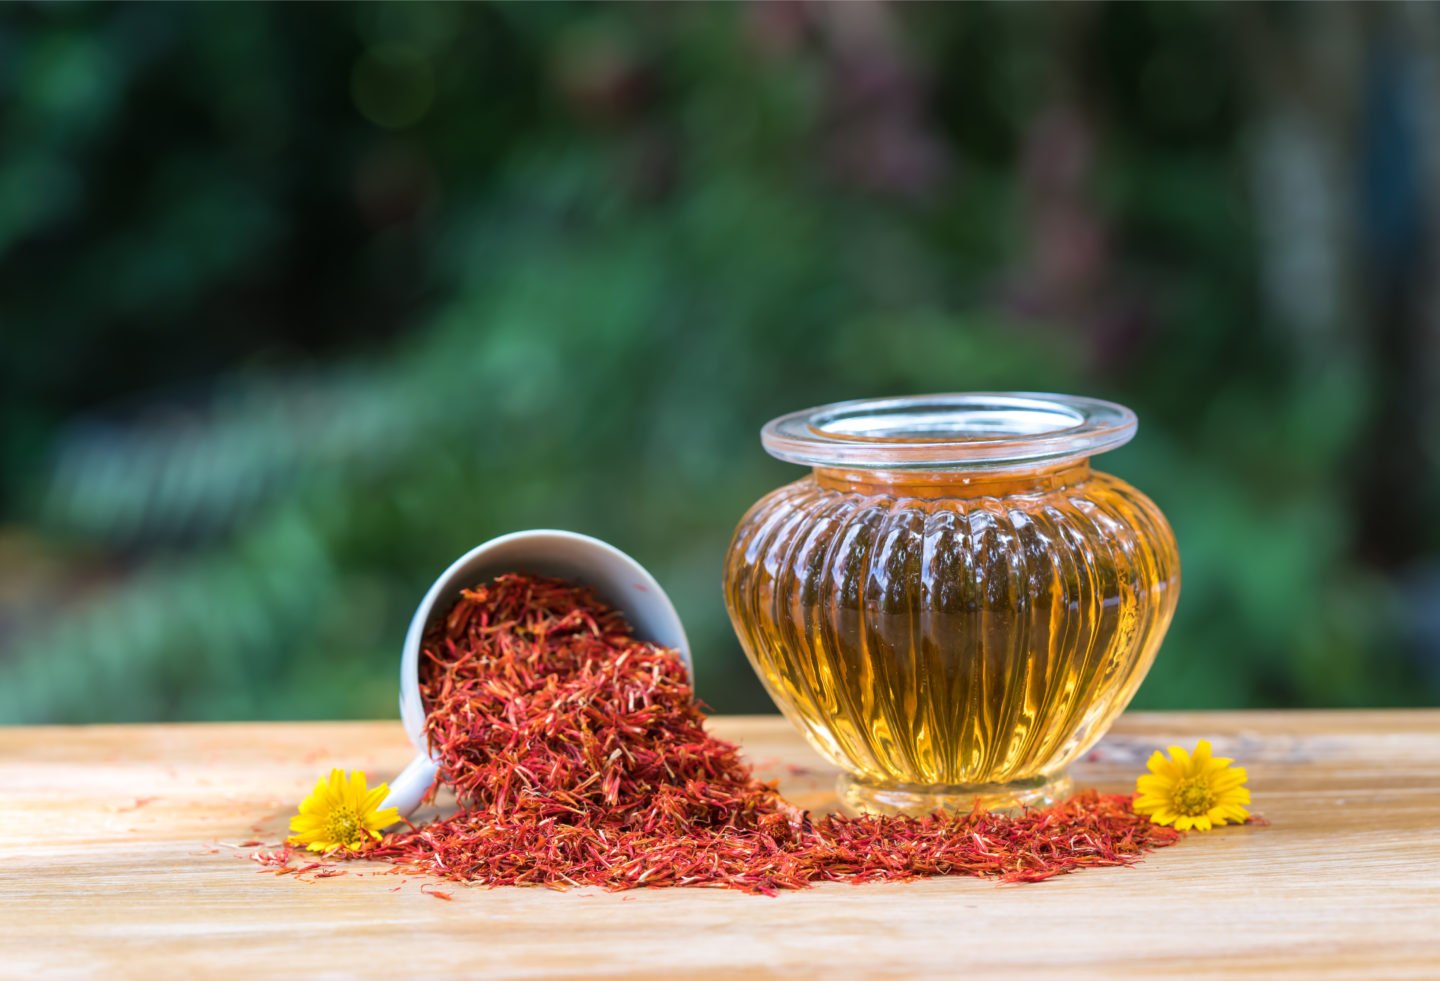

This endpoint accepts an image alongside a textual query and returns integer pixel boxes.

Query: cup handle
[379,753,440,819]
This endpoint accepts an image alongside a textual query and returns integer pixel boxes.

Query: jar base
[837,771,1074,816]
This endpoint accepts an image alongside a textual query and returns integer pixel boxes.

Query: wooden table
[3,712,1438,978]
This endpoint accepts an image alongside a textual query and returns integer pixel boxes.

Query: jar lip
[761,392,1137,469]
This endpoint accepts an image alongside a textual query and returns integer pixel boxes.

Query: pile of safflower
[287,574,1185,895]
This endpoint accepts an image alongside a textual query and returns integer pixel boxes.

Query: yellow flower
[1134,739,1250,831]
[288,769,400,853]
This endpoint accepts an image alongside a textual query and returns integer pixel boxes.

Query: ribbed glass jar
[723,394,1180,814]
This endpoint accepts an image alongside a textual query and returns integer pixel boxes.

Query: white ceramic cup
[378,529,692,817]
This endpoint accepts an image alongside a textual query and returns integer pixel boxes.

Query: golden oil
[724,461,1179,814]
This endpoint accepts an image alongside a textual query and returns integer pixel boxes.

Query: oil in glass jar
[723,394,1180,814]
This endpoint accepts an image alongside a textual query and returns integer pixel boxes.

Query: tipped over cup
[378,529,692,817]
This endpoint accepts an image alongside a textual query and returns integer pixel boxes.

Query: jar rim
[761,392,1137,469]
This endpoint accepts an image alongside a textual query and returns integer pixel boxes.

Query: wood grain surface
[2,711,1438,979]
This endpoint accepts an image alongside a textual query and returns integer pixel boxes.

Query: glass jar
[723,393,1180,814]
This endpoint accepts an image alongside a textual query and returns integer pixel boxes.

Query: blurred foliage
[1,2,1436,724]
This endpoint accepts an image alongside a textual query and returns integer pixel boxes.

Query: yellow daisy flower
[1134,739,1250,831]
[288,769,401,853]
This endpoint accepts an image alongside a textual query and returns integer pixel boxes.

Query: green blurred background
[2,1,1438,724]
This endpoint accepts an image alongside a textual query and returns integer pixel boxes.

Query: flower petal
[1216,786,1251,806]
[324,769,347,806]
[1146,750,1179,780]
[363,784,390,813]
[1167,744,1193,775]
[1137,779,1171,796]
[1208,769,1247,792]
[1203,754,1235,774]
[366,807,401,832]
